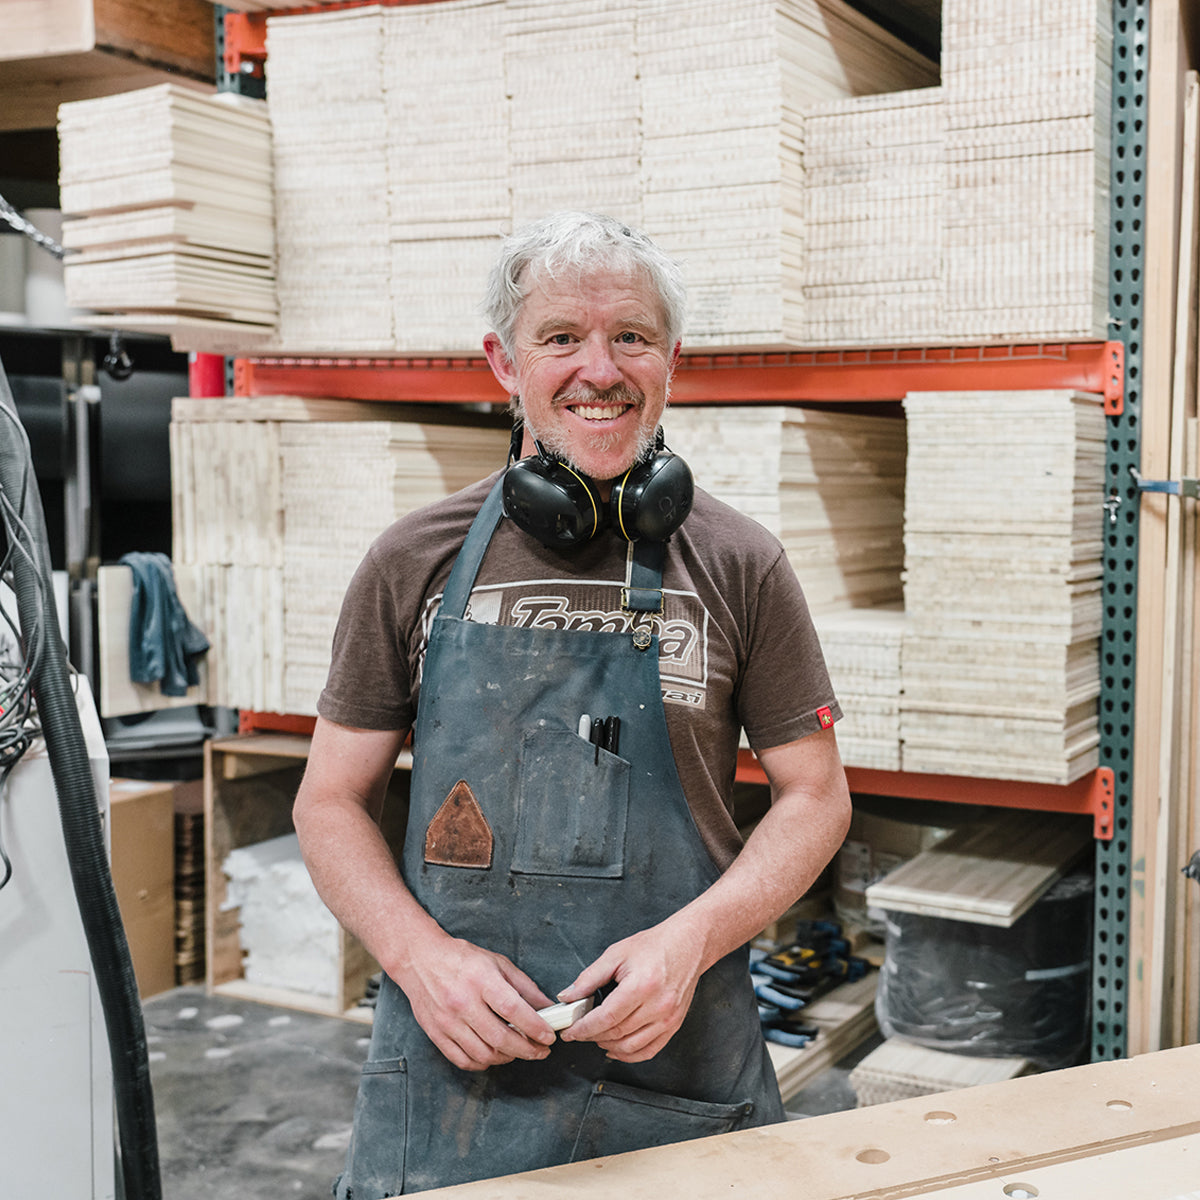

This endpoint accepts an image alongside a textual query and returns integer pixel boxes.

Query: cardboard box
[109,779,176,998]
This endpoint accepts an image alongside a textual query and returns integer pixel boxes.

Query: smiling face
[484,265,680,489]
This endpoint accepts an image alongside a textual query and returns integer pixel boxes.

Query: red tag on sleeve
[817,705,834,729]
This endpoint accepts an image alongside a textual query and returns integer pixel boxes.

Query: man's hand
[555,921,706,1063]
[394,932,557,1072]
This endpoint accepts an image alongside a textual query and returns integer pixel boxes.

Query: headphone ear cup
[610,452,694,542]
[502,457,607,548]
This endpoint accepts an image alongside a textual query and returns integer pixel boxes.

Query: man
[293,211,851,1197]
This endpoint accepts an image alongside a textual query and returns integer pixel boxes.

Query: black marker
[589,715,605,764]
[604,716,620,756]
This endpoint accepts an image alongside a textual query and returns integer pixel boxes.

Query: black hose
[0,357,161,1200]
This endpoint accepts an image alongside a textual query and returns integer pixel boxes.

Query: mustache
[555,382,645,408]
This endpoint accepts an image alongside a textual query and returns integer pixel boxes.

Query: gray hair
[482,211,687,356]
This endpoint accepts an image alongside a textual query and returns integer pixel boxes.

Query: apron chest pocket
[337,1058,408,1200]
[571,1080,754,1162]
[511,728,629,878]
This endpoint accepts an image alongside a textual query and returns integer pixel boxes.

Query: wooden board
[0,0,214,130]
[1130,0,1194,1056]
[411,1042,1200,1199]
[849,1036,1032,1107]
[864,808,1091,926]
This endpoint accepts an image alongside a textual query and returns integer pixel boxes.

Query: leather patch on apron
[424,780,494,869]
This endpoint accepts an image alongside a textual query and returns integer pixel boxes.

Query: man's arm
[558,725,851,1062]
[293,716,556,1070]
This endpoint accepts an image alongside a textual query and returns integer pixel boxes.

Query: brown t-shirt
[318,471,841,870]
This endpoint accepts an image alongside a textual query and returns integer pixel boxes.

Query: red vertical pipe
[187,352,226,397]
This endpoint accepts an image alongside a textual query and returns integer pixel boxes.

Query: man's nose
[576,335,623,388]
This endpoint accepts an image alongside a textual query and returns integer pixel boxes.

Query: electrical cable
[0,354,161,1200]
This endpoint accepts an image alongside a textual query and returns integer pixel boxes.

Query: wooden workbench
[414,1043,1200,1199]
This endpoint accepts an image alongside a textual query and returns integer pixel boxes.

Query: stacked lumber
[850,1036,1033,1107]
[279,417,506,713]
[384,0,509,352]
[864,808,1092,928]
[665,405,906,614]
[900,390,1106,784]
[506,0,642,227]
[803,88,945,346]
[813,604,904,769]
[57,84,275,351]
[940,0,1112,340]
[173,781,206,986]
[637,0,937,348]
[170,397,509,714]
[266,6,393,351]
[254,0,933,355]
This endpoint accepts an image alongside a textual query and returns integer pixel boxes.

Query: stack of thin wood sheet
[665,405,906,615]
[637,0,936,347]
[864,808,1092,927]
[850,1036,1033,1107]
[384,0,509,351]
[900,391,1106,783]
[57,84,275,352]
[260,0,934,355]
[507,0,642,227]
[170,397,509,714]
[940,0,1112,340]
[266,6,393,351]
[173,782,206,986]
[803,88,945,346]
[813,604,905,769]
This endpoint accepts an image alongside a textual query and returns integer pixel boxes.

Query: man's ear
[484,332,520,394]
[669,340,682,376]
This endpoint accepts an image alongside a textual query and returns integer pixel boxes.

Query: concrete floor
[143,986,874,1199]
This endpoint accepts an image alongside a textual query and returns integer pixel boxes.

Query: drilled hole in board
[856,1148,890,1165]
[1107,1098,1133,1111]
[923,1111,956,1125]
[1003,1186,1039,1199]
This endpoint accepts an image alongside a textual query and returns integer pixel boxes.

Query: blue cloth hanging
[119,552,209,697]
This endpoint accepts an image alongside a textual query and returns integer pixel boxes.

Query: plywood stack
[813,604,905,769]
[637,0,937,348]
[266,6,392,351]
[940,0,1112,340]
[900,390,1107,783]
[506,0,641,228]
[279,417,506,714]
[803,88,945,346]
[384,0,510,352]
[665,405,906,615]
[254,0,934,355]
[57,84,275,350]
[170,397,509,714]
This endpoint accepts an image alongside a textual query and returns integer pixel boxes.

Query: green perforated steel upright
[1093,0,1148,1062]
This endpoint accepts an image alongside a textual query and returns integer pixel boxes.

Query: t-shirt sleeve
[317,544,416,732]
[737,548,842,751]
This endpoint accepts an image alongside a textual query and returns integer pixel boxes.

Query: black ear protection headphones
[501,421,694,549]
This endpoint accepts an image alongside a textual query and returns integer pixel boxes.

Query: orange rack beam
[233,340,1124,413]
[736,749,1115,841]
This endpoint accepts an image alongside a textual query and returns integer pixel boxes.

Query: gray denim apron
[336,480,784,1198]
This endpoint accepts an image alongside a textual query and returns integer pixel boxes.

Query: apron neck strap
[440,477,506,619]
[622,539,665,615]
